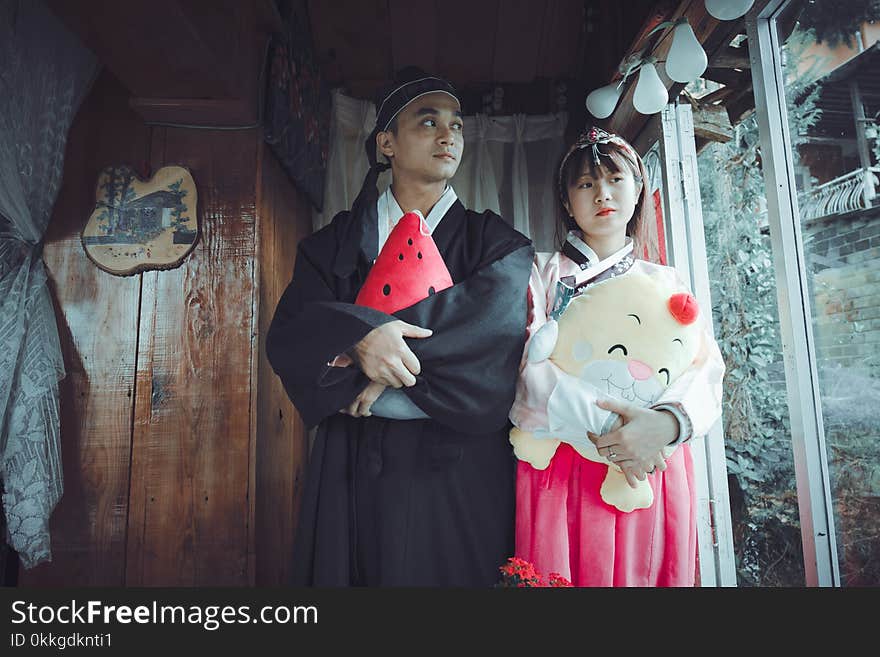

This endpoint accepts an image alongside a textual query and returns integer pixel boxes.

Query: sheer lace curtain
[315,89,568,253]
[0,0,98,568]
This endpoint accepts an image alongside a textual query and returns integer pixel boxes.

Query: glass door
[752,0,880,586]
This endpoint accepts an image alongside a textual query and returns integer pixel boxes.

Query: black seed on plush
[417,252,422,259]
[383,284,391,296]
[428,286,435,295]
[407,238,413,245]
[398,253,404,260]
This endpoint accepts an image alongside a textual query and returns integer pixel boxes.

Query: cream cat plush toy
[510,271,702,512]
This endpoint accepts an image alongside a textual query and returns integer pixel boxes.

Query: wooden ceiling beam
[46,0,277,125]
[608,0,724,142]
[601,1,750,143]
[536,0,584,80]
[697,85,738,105]
[692,103,735,143]
[389,0,438,83]
[434,0,498,86]
[702,67,750,87]
[726,87,757,125]
[710,45,751,69]
[308,0,392,92]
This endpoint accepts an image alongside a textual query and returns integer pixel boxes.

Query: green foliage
[95,208,110,234]
[700,127,802,585]
[99,167,137,231]
[799,0,880,48]
[168,178,189,229]
[701,23,880,586]
[698,27,830,586]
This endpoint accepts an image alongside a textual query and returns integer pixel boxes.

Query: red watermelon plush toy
[355,211,453,314]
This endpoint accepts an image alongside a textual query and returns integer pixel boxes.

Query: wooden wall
[19,69,308,586]
[25,71,148,586]
[254,143,311,586]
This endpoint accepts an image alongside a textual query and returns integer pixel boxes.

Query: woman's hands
[588,397,679,488]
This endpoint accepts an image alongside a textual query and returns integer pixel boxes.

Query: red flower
[547,572,573,587]
[498,557,572,588]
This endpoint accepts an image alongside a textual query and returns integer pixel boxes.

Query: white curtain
[0,0,98,568]
[315,89,568,253]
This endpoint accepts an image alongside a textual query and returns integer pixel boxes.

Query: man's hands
[588,397,679,489]
[340,380,386,418]
[339,320,431,419]
[351,320,432,388]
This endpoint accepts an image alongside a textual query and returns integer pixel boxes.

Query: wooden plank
[124,128,167,586]
[247,149,266,588]
[168,0,269,122]
[254,143,310,586]
[584,1,669,90]
[710,45,751,69]
[701,67,748,87]
[610,0,729,143]
[492,0,541,83]
[608,0,691,140]
[435,0,498,85]
[46,0,229,99]
[390,0,438,80]
[124,266,159,586]
[726,85,756,125]
[128,97,258,127]
[126,127,258,586]
[251,144,271,586]
[695,85,737,105]
[47,0,271,125]
[19,70,146,586]
[308,0,392,92]
[536,0,583,80]
[692,103,734,142]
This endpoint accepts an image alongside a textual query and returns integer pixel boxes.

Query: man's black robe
[266,199,533,586]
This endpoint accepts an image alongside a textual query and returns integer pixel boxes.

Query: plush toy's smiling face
[551,272,701,405]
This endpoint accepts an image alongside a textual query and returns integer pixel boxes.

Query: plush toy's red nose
[668,292,699,325]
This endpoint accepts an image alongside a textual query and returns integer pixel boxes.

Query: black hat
[333,68,460,277]
[372,68,460,156]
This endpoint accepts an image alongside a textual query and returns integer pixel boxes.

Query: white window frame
[635,106,737,586]
[747,0,840,586]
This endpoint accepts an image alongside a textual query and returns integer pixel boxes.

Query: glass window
[691,29,809,585]
[776,0,880,587]
[699,129,806,586]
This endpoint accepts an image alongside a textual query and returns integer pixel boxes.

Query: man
[266,69,534,586]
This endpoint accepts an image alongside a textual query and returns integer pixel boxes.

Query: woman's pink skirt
[515,442,697,587]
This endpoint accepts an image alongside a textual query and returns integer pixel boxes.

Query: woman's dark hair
[555,139,658,261]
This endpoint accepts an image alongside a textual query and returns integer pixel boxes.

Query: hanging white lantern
[666,18,707,83]
[585,82,623,119]
[705,0,754,21]
[633,58,668,115]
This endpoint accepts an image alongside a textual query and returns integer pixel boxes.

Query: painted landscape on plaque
[82,165,199,275]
